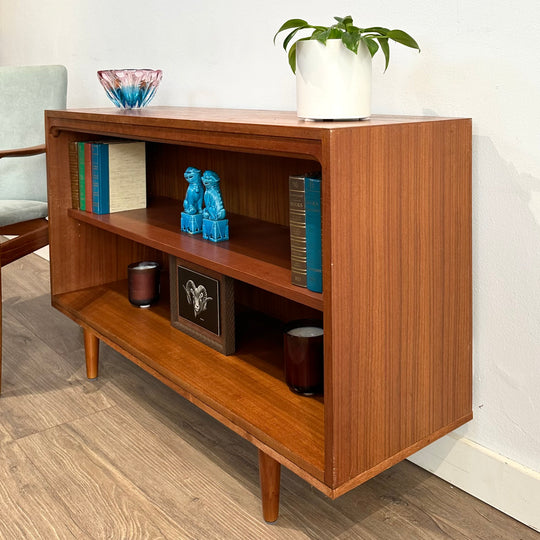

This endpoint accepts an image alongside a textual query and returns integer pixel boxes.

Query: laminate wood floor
[0,254,537,540]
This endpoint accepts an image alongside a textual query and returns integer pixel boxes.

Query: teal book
[305,174,322,293]
[90,141,146,215]
[91,143,110,214]
[77,142,86,211]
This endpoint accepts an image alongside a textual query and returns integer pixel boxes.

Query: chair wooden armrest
[0,144,46,159]
[0,142,49,265]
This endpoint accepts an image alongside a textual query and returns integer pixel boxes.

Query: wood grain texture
[0,314,114,440]
[17,426,195,539]
[0,254,535,539]
[67,201,322,310]
[53,281,325,482]
[0,216,49,392]
[0,143,45,159]
[0,218,49,268]
[46,109,472,510]
[0,441,90,539]
[84,329,99,379]
[258,450,281,522]
[0,218,47,237]
[147,145,319,227]
[324,121,472,488]
[47,107,462,134]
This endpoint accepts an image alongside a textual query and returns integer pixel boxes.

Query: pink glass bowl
[97,69,162,109]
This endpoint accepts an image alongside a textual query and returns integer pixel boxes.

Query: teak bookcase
[45,108,472,522]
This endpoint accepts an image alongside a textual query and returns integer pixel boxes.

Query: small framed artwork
[169,256,235,355]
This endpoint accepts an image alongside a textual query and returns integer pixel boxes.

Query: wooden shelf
[68,198,323,311]
[52,280,325,480]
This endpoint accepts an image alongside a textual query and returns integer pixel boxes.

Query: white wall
[2,0,539,527]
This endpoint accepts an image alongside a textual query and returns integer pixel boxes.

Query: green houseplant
[274,15,420,119]
[274,15,420,73]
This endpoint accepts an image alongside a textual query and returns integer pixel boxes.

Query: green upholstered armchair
[0,65,67,392]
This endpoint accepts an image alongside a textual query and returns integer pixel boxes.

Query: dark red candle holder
[283,319,324,396]
[127,261,161,308]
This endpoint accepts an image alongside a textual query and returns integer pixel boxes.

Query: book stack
[289,172,322,293]
[69,140,147,214]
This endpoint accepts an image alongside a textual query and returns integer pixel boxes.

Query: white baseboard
[408,434,540,532]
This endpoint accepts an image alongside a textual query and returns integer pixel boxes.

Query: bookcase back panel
[234,282,322,324]
[68,227,166,288]
[147,144,320,227]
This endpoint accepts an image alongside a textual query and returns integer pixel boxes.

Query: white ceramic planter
[296,39,372,120]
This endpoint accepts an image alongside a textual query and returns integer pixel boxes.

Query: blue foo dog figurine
[201,170,229,242]
[180,167,204,234]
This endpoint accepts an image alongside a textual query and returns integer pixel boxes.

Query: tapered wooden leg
[258,449,281,523]
[84,329,99,379]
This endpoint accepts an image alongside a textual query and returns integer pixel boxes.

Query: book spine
[69,142,80,210]
[107,141,146,213]
[91,143,110,214]
[289,175,307,287]
[305,175,322,293]
[84,143,93,213]
[77,142,85,211]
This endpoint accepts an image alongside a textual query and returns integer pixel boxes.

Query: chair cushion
[0,199,48,227]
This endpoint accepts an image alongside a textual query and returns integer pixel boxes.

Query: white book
[107,141,146,213]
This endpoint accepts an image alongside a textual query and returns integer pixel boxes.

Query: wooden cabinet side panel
[324,120,472,488]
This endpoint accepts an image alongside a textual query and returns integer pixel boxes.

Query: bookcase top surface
[46,106,465,136]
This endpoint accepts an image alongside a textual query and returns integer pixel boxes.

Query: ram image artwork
[183,279,213,318]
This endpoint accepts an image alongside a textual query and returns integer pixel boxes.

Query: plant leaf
[313,28,331,44]
[386,29,420,50]
[363,37,379,57]
[275,16,419,73]
[273,19,308,44]
[288,41,297,73]
[311,28,325,41]
[342,15,354,26]
[341,31,360,54]
[283,26,309,51]
[363,26,390,36]
[328,27,343,39]
[377,37,390,71]
[288,37,311,73]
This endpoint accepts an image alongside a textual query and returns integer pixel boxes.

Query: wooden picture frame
[169,256,235,355]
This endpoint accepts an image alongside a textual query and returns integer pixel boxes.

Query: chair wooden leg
[84,329,99,379]
[258,449,281,523]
